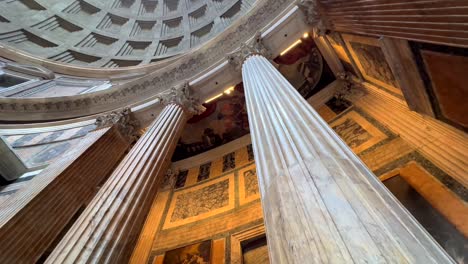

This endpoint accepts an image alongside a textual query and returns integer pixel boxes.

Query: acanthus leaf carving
[157,81,206,117]
[95,107,141,142]
[227,32,272,71]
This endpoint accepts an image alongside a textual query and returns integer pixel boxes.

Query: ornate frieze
[157,82,206,117]
[227,32,272,70]
[0,0,293,120]
[95,107,140,141]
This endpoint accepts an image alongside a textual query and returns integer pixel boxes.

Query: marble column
[46,84,204,264]
[0,108,136,264]
[228,37,453,263]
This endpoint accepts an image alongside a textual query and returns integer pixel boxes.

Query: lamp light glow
[280,39,302,56]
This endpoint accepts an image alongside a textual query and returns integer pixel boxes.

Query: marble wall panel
[410,42,468,131]
[163,174,236,229]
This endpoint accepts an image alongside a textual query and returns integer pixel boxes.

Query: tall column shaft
[242,54,453,263]
[0,126,130,264]
[46,103,188,264]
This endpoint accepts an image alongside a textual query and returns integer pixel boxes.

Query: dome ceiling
[0,0,256,68]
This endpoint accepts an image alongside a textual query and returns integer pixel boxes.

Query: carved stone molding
[296,0,328,37]
[0,0,293,120]
[227,32,272,70]
[5,62,55,79]
[95,107,140,141]
[157,82,206,117]
[336,71,366,101]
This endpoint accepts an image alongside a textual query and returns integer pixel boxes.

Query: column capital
[296,0,328,37]
[95,107,140,141]
[336,71,366,101]
[227,32,272,70]
[157,81,206,117]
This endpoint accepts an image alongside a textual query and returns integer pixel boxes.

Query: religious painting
[172,41,335,161]
[172,83,249,161]
[342,34,401,95]
[274,37,335,99]
[163,174,235,229]
[410,42,468,131]
[238,164,261,205]
[330,111,387,154]
[163,240,212,264]
[326,32,359,77]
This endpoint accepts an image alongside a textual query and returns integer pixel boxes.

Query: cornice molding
[95,107,140,142]
[157,82,206,117]
[0,0,294,121]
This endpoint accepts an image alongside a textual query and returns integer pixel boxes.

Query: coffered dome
[0,0,256,67]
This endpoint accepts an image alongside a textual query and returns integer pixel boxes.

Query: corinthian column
[46,83,205,264]
[228,36,453,263]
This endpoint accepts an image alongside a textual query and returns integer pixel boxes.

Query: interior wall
[132,141,265,264]
[317,28,468,261]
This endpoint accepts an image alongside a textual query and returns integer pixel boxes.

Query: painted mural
[173,84,249,161]
[173,38,335,161]
[162,240,212,264]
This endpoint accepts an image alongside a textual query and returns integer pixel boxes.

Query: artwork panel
[197,162,211,182]
[238,164,261,205]
[163,174,235,229]
[162,240,212,264]
[342,34,401,95]
[222,152,235,172]
[173,43,334,161]
[330,111,388,154]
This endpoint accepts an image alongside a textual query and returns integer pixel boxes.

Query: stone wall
[131,141,265,264]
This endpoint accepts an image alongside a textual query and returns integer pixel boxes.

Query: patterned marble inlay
[164,174,235,229]
[330,110,388,154]
[349,42,398,88]
[342,34,402,96]
[332,118,371,148]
